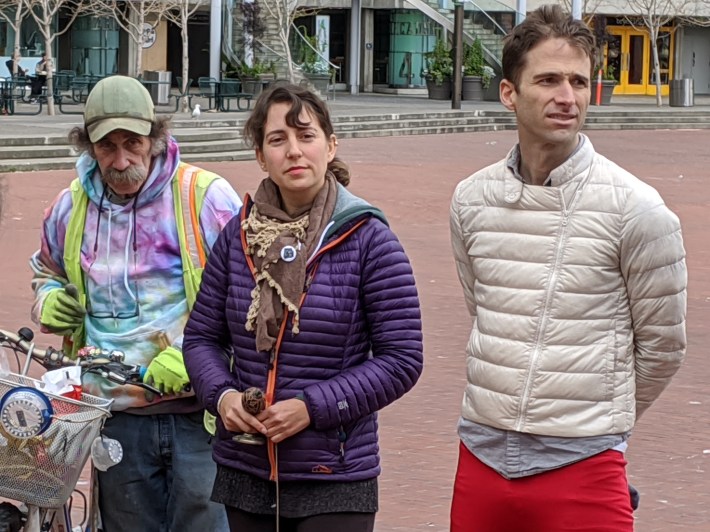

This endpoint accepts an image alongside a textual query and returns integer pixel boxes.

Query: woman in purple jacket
[183,84,424,532]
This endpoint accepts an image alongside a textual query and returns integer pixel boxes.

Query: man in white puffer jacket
[449,5,687,532]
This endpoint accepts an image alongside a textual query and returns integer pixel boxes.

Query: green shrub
[464,39,494,89]
[424,38,453,85]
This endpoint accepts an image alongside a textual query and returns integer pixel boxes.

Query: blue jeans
[98,411,228,532]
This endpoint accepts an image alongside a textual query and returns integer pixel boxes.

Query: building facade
[3,0,708,96]
[284,0,710,96]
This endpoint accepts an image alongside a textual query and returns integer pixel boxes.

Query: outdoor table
[217,79,253,111]
[0,77,41,115]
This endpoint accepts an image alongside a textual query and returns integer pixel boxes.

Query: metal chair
[197,76,218,110]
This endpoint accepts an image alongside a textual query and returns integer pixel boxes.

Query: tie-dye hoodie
[30,137,242,411]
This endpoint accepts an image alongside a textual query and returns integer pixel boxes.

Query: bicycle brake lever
[85,366,163,398]
[121,367,164,397]
[139,381,163,397]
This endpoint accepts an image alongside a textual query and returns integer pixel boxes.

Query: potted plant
[224,1,275,97]
[300,28,332,93]
[462,39,490,101]
[239,59,276,97]
[598,64,617,106]
[424,38,453,100]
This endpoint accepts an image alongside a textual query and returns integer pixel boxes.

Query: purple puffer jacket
[183,189,423,482]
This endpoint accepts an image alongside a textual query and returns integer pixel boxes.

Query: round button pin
[280,245,297,262]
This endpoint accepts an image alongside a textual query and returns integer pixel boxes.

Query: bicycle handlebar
[0,327,162,397]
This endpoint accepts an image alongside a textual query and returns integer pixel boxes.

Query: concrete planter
[483,75,502,102]
[304,72,331,95]
[594,79,616,105]
[462,76,483,100]
[426,77,451,100]
[240,73,275,97]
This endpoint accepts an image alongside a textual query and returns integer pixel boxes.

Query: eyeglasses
[85,188,140,321]
[85,277,140,320]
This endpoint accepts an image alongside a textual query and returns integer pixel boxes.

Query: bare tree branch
[86,0,172,76]
[559,0,603,25]
[675,0,710,26]
[163,0,206,112]
[259,0,297,82]
[623,0,694,106]
[23,0,85,115]
[0,0,28,75]
[258,1,322,83]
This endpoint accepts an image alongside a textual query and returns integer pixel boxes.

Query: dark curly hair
[243,83,350,187]
[68,115,172,159]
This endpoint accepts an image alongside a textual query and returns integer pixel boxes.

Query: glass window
[650,32,671,85]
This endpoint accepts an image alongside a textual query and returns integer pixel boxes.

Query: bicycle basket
[0,373,112,508]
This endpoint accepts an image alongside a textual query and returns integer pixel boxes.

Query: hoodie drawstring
[88,188,140,322]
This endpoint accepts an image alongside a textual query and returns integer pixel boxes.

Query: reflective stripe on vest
[172,162,218,310]
[179,165,208,269]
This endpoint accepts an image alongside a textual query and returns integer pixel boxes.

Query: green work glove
[142,346,190,395]
[40,284,86,336]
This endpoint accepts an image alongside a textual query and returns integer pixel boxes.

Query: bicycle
[0,327,161,532]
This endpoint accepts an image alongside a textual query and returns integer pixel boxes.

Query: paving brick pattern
[0,129,708,531]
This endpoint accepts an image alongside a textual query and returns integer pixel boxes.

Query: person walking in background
[449,5,687,531]
[29,75,240,531]
[183,83,424,532]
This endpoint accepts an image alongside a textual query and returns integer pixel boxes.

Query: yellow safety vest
[62,163,221,432]
[63,162,219,353]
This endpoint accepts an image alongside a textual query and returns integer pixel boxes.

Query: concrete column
[571,0,582,20]
[243,0,254,66]
[361,9,374,92]
[210,0,222,81]
[452,2,463,109]
[516,0,526,25]
[349,0,361,94]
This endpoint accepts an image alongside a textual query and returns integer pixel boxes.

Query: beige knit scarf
[242,175,337,352]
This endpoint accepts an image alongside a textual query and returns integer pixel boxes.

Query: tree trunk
[180,72,188,98]
[136,46,143,78]
[134,18,143,77]
[135,4,145,77]
[12,7,22,76]
[279,28,294,83]
[650,26,662,107]
[42,34,55,116]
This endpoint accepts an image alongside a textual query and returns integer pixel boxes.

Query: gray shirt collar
[506,134,586,187]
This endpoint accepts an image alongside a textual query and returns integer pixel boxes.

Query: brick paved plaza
[0,129,708,531]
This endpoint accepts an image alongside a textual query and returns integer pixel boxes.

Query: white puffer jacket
[450,136,687,438]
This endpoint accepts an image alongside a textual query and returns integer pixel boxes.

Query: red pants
[450,442,634,532]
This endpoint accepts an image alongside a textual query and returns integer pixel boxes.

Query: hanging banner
[316,15,330,61]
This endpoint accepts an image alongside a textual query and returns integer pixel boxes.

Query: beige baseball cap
[84,76,155,142]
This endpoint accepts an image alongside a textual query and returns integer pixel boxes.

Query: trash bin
[142,70,172,105]
[669,78,694,107]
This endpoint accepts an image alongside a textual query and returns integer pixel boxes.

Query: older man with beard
[29,75,241,531]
